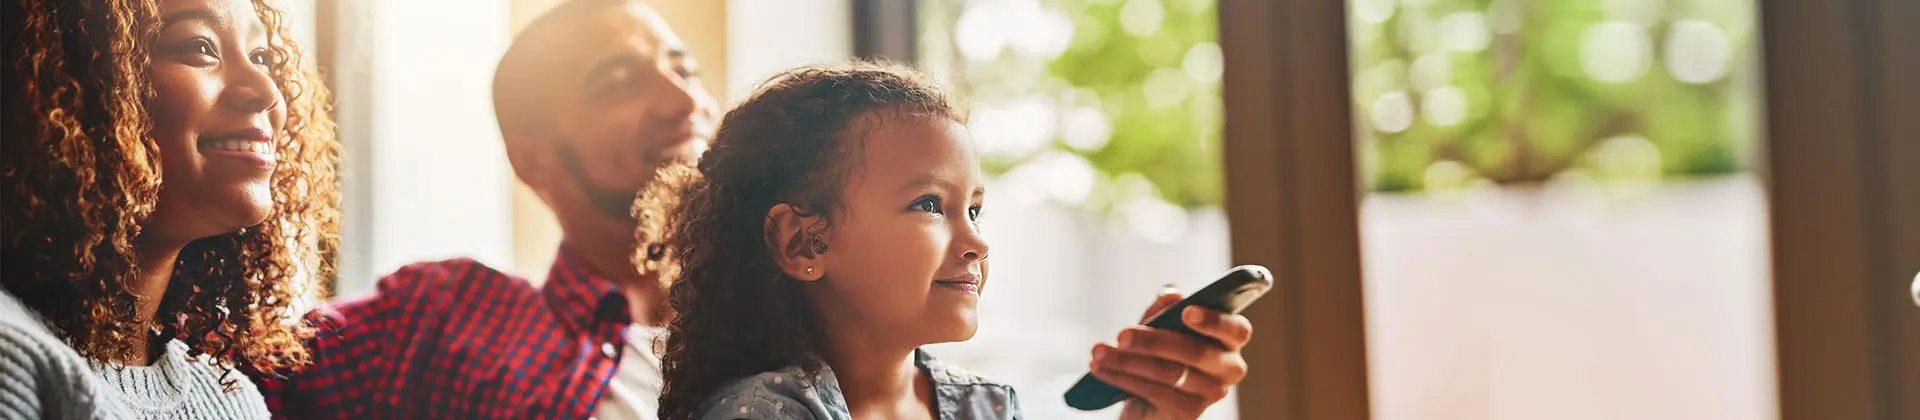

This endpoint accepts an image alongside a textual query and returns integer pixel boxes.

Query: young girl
[643,62,1014,420]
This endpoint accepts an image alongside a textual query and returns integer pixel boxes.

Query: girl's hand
[1091,289,1254,420]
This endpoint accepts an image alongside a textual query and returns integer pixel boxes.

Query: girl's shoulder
[917,350,1022,420]
[695,365,835,419]
[694,353,1023,420]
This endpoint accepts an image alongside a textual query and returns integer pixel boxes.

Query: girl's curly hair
[0,0,338,373]
[638,61,959,420]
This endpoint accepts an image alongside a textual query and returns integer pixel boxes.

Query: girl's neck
[820,339,934,419]
[127,237,185,366]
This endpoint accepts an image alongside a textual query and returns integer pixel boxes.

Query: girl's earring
[806,267,816,275]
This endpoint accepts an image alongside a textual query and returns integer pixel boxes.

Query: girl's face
[807,117,991,347]
[144,0,286,245]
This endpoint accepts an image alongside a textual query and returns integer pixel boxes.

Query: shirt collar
[916,349,987,386]
[542,247,633,330]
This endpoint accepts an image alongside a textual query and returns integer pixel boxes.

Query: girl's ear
[765,203,829,281]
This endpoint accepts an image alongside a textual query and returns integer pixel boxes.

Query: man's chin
[587,189,643,222]
[644,142,705,166]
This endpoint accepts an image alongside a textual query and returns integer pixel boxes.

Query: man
[256,1,1253,418]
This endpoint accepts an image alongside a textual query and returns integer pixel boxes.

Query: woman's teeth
[201,140,273,154]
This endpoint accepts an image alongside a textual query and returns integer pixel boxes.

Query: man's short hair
[491,0,640,137]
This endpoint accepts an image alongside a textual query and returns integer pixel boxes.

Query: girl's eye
[967,205,982,221]
[910,195,944,214]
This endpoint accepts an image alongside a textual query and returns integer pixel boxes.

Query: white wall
[272,0,316,51]
[1361,176,1777,420]
[333,0,516,294]
[725,0,854,100]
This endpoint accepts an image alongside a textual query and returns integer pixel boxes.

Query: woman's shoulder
[694,366,834,419]
[0,288,128,419]
[0,287,84,367]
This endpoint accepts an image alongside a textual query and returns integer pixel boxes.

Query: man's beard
[554,141,642,222]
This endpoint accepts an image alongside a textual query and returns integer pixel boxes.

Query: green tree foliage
[923,0,1224,214]
[1351,0,1762,192]
[921,0,1761,210]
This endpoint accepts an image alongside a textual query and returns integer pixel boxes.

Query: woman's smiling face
[144,0,288,244]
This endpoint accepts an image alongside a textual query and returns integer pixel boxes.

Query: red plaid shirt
[252,249,635,419]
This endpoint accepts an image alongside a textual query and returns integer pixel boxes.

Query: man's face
[536,4,719,223]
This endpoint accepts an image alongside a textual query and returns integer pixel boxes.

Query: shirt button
[601,342,618,359]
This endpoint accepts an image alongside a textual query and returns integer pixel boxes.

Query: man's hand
[1091,288,1253,420]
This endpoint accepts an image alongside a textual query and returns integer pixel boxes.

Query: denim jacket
[691,349,1021,420]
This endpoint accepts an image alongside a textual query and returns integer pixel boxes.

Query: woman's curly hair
[639,61,959,420]
[0,0,338,373]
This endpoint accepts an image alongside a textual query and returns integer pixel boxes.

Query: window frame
[851,0,916,62]
[1217,0,1372,418]
[1759,0,1920,418]
[314,0,378,292]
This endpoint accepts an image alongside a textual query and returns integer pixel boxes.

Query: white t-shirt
[592,325,669,420]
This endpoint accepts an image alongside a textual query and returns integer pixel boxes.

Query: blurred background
[272,0,1920,418]
[1344,1,1773,419]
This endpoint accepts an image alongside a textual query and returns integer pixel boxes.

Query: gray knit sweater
[0,289,271,419]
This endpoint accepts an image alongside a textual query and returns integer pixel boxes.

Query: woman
[0,0,337,418]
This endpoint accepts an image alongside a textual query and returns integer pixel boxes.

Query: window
[1345,0,1776,418]
[318,0,521,294]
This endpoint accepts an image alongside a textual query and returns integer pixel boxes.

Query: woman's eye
[910,195,944,214]
[167,38,218,65]
[175,39,217,57]
[249,49,277,67]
